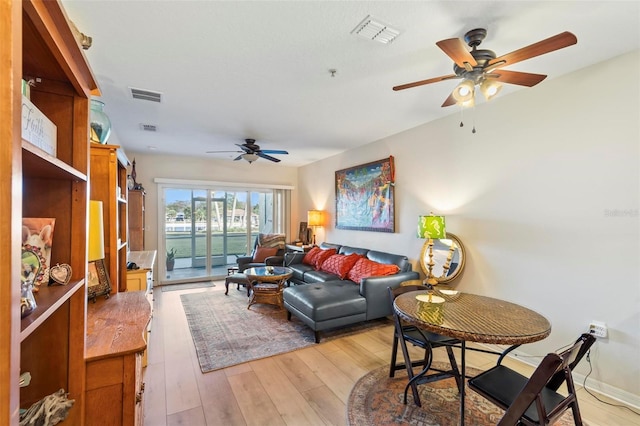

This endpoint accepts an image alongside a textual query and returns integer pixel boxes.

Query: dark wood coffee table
[244,266,293,309]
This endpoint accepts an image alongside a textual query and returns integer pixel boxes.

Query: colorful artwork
[22,217,56,286]
[335,157,395,233]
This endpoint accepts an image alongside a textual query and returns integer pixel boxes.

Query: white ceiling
[62,1,640,167]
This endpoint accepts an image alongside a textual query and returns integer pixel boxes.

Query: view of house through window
[159,185,286,284]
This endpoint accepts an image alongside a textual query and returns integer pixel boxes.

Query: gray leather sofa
[283,243,419,342]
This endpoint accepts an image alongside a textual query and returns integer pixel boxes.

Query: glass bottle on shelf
[90,99,112,144]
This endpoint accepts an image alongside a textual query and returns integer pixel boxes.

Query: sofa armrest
[359,271,420,319]
[237,255,254,271]
[284,252,306,266]
[265,255,284,266]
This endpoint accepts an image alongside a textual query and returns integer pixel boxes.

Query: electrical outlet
[589,321,608,338]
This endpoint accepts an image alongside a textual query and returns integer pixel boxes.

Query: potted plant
[166,248,177,271]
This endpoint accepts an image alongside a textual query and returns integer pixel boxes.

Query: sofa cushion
[302,246,321,266]
[347,257,400,284]
[366,249,412,272]
[253,246,278,263]
[339,246,369,257]
[283,281,366,322]
[320,253,361,280]
[314,248,336,270]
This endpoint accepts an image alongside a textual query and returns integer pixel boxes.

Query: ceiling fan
[206,138,289,163]
[393,28,577,107]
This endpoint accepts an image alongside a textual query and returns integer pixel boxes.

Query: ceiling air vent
[140,123,157,132]
[351,15,401,44]
[130,87,162,103]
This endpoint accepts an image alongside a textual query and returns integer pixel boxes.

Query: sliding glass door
[160,184,286,284]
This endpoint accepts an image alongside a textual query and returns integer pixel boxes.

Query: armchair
[236,233,286,272]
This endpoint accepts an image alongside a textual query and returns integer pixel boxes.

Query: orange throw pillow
[347,257,400,284]
[302,246,321,266]
[320,253,361,280]
[314,248,336,270]
[253,246,278,263]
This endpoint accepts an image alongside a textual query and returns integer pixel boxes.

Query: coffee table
[244,266,293,309]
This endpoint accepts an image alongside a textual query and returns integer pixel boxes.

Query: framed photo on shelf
[87,259,111,302]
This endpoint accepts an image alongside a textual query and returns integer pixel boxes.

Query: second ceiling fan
[393,28,577,107]
[206,138,288,163]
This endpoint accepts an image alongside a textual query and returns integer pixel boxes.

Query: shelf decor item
[87,201,111,301]
[21,95,57,156]
[89,99,111,144]
[22,218,56,288]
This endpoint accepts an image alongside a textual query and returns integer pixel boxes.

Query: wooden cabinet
[90,144,130,293]
[126,250,156,367]
[1,1,98,423]
[128,189,146,251]
[86,292,151,426]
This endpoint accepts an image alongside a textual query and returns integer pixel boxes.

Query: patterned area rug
[347,362,580,426]
[180,288,389,373]
[161,281,216,292]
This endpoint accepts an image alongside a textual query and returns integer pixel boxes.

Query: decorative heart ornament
[50,263,72,285]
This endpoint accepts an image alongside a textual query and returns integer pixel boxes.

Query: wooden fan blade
[492,69,547,87]
[233,155,243,161]
[236,143,253,153]
[261,149,288,155]
[257,152,281,162]
[488,31,577,68]
[441,92,457,107]
[436,38,478,69]
[393,74,458,91]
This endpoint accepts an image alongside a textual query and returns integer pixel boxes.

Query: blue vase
[90,99,111,144]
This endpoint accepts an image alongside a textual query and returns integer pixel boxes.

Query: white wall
[297,51,640,403]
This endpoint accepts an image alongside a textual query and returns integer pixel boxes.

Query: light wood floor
[143,283,640,426]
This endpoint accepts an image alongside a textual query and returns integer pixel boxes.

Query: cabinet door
[128,190,145,251]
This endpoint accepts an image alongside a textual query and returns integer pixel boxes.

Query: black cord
[582,350,640,416]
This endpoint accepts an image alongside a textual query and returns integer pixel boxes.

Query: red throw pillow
[314,248,336,270]
[302,246,321,266]
[347,257,400,284]
[320,253,361,280]
[253,246,278,263]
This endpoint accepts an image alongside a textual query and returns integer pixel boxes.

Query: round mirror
[419,233,466,284]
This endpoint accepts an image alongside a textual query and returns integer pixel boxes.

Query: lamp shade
[452,80,475,103]
[417,215,446,239]
[480,79,502,101]
[88,200,105,261]
[307,210,324,227]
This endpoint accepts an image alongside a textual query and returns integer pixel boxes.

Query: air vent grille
[140,124,157,132]
[130,87,162,103]
[351,15,401,44]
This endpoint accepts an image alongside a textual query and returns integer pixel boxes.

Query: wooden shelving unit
[90,144,130,293]
[128,189,146,251]
[1,0,99,423]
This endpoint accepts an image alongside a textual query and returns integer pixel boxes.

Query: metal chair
[388,284,463,407]
[468,333,596,426]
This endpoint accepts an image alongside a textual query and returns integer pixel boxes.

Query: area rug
[180,289,390,373]
[347,362,579,426]
[161,281,216,292]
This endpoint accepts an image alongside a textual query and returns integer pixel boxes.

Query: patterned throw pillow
[320,253,361,280]
[253,246,278,263]
[302,246,322,266]
[347,257,400,284]
[314,248,337,270]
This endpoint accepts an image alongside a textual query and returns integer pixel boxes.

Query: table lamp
[88,200,105,262]
[417,213,446,288]
[307,210,324,245]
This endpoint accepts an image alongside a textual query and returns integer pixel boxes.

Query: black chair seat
[468,333,596,426]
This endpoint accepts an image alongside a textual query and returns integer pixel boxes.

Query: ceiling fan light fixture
[452,80,475,103]
[480,79,502,101]
[242,153,259,163]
